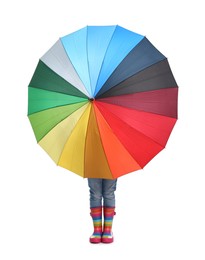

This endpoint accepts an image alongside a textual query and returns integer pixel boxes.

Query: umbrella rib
[57,103,90,167]
[83,103,91,177]
[97,59,174,98]
[97,86,178,119]
[59,36,92,98]
[94,103,144,169]
[96,101,167,149]
[93,25,118,97]
[28,100,89,116]
[86,26,93,98]
[83,103,114,178]
[32,102,88,144]
[41,40,91,97]
[29,59,90,99]
[92,104,115,179]
[28,84,89,99]
[102,103,178,119]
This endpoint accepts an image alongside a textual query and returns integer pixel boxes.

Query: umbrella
[28,25,178,179]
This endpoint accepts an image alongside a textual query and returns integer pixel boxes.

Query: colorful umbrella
[28,25,178,179]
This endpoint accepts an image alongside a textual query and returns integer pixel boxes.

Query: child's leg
[102,207,116,243]
[88,178,103,208]
[102,179,117,243]
[88,178,103,243]
[90,207,102,243]
[102,179,117,208]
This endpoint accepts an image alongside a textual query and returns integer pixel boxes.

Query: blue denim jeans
[88,178,117,208]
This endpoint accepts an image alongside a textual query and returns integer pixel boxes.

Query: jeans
[88,178,117,208]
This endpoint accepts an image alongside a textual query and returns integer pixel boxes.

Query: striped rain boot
[89,207,102,243]
[102,207,115,243]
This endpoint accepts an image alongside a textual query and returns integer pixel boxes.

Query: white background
[1,0,205,259]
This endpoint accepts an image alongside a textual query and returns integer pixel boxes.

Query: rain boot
[102,207,115,243]
[89,207,102,243]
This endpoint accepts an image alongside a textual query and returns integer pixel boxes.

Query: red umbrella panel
[27,25,178,179]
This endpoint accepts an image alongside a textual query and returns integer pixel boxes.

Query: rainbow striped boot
[89,207,102,243]
[102,207,115,243]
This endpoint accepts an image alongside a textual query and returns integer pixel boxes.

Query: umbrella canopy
[28,25,178,179]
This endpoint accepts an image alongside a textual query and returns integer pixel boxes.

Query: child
[88,178,117,243]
